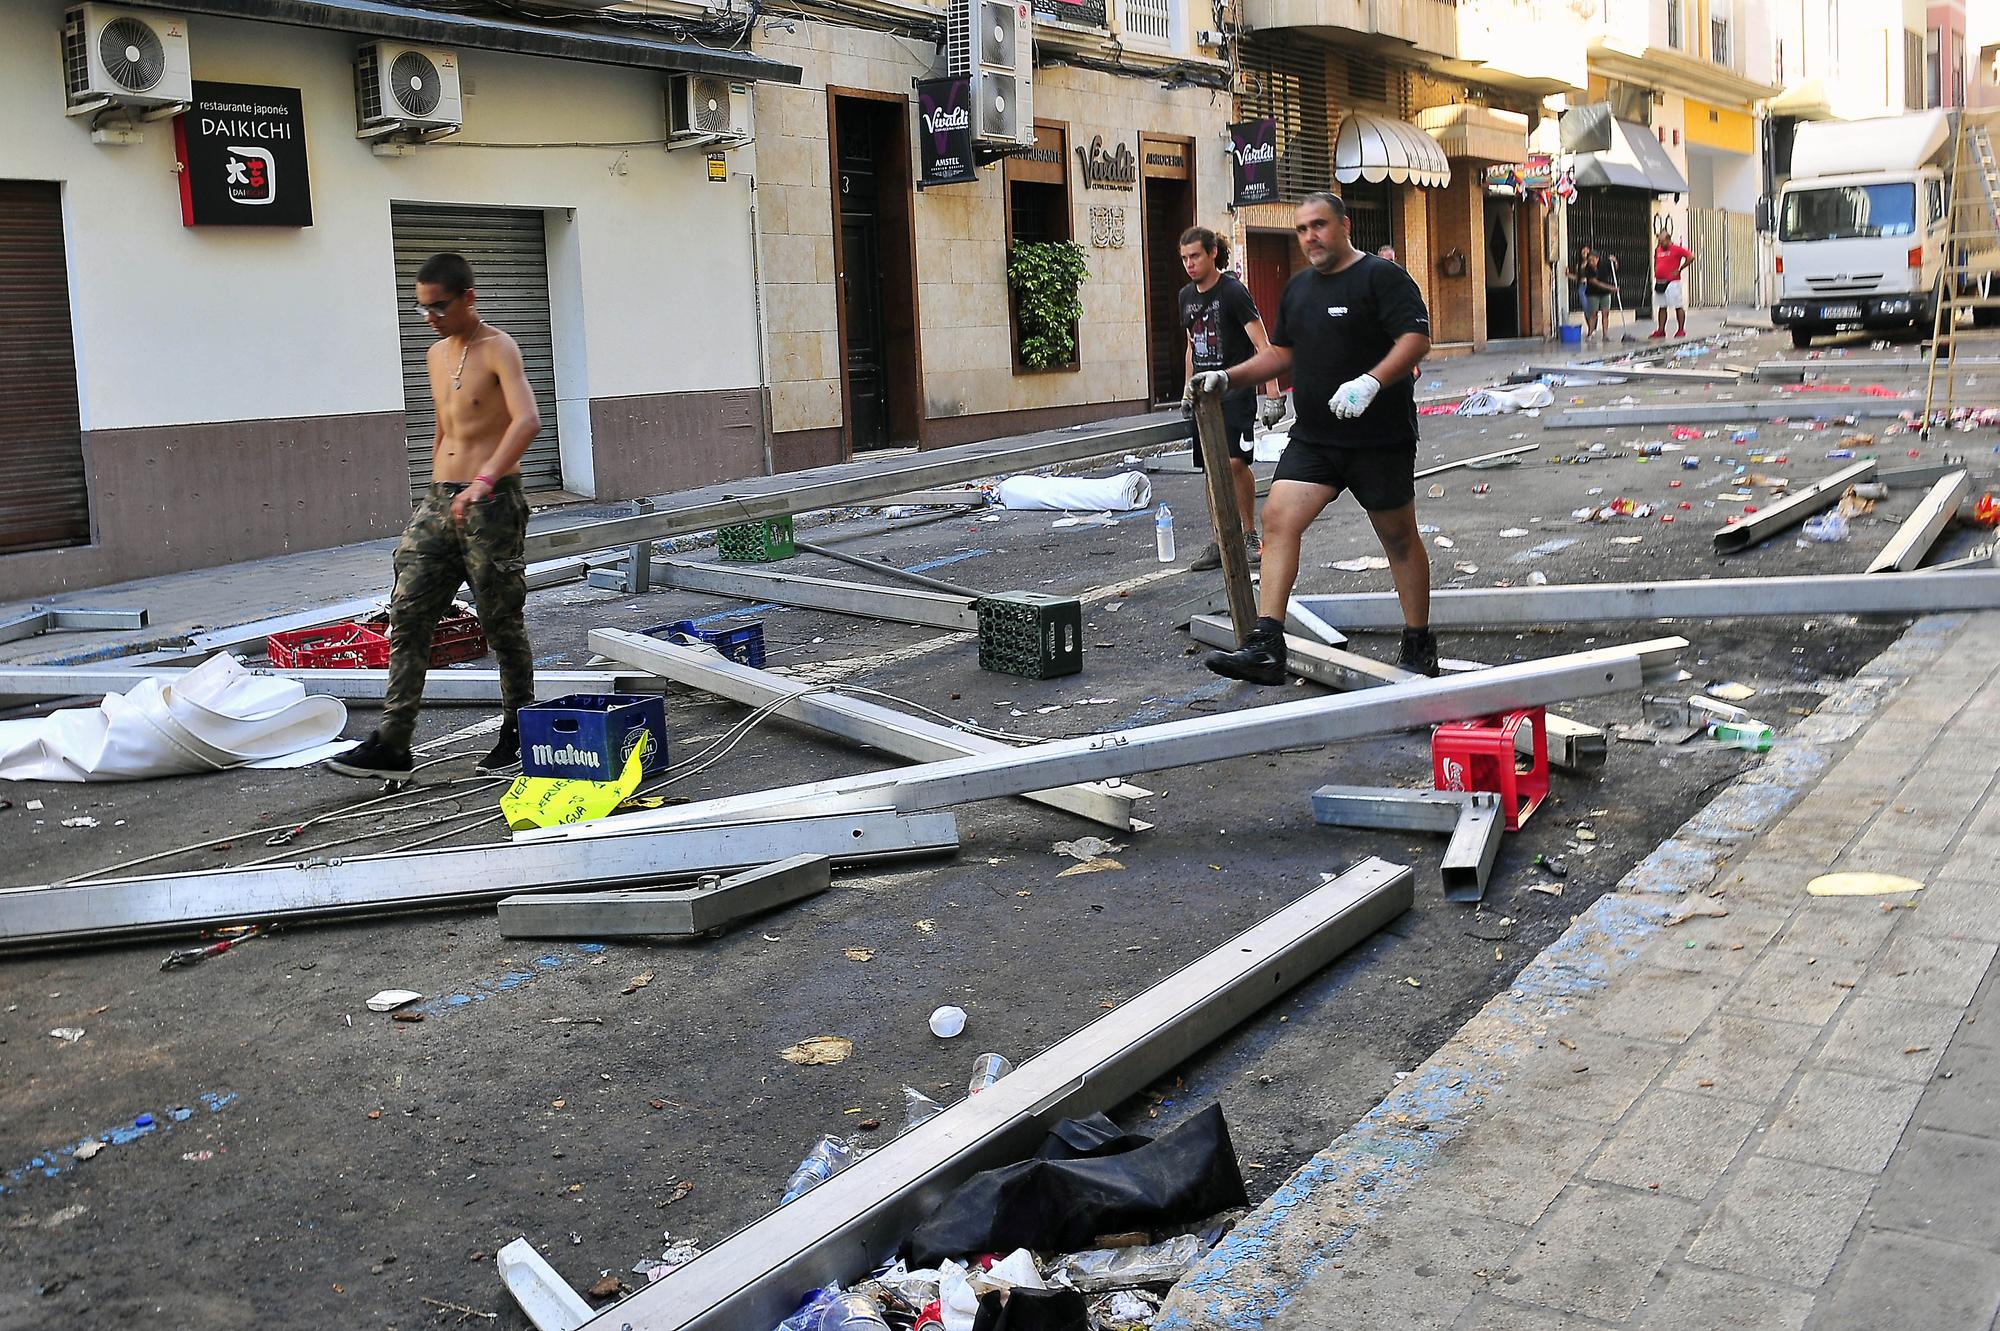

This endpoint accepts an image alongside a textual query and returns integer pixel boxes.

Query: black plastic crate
[717,515,795,562]
[977,591,1084,679]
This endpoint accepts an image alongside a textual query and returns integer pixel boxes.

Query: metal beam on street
[497,854,833,938]
[0,811,959,952]
[1309,785,1501,901]
[651,560,979,630]
[1295,570,2000,629]
[523,417,1188,560]
[791,539,986,597]
[527,638,1684,845]
[587,629,1148,830]
[1866,471,1970,574]
[1712,460,1879,553]
[0,666,665,707]
[1548,399,1917,427]
[1522,362,1740,385]
[0,606,150,647]
[567,857,1416,1331]
[1754,357,2000,381]
[1186,615,1606,772]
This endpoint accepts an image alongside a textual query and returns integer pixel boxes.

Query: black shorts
[1188,393,1256,470]
[1273,439,1417,512]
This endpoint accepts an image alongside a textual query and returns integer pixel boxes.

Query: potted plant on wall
[1007,240,1089,370]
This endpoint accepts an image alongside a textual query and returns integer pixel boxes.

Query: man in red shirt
[1651,230,1694,339]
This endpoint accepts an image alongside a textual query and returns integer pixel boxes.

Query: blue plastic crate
[519,694,668,781]
[645,618,766,669]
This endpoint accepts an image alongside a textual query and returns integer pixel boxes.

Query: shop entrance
[0,180,88,555]
[1140,135,1195,406]
[1485,195,1521,340]
[1244,230,1301,391]
[831,93,921,452]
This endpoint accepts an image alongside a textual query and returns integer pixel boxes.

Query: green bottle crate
[977,591,1084,679]
[717,516,796,562]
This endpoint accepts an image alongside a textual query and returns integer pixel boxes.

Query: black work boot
[1204,616,1288,686]
[1398,626,1440,678]
[325,730,414,780]
[476,713,522,775]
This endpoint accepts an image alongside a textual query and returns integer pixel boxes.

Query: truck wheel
[1790,326,1817,349]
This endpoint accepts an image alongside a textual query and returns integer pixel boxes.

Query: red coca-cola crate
[362,606,487,667]
[267,606,485,670]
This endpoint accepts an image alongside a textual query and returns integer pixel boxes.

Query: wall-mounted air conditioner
[356,41,464,139]
[666,73,750,149]
[953,0,1034,147]
[62,4,192,119]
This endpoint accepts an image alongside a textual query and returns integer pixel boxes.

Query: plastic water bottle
[1155,503,1176,562]
[1708,719,1774,753]
[812,1292,891,1331]
[968,1053,1012,1095]
[780,1135,856,1204]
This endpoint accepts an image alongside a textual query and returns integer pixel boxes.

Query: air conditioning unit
[355,41,463,138]
[665,73,749,148]
[61,4,192,117]
[964,0,1033,147]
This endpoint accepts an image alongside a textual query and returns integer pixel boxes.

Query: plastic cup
[928,1005,966,1039]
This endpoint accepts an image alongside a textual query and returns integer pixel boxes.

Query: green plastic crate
[717,516,795,562]
[977,591,1083,679]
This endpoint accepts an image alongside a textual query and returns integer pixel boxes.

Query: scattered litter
[1330,556,1391,572]
[366,989,423,1013]
[1435,536,1455,549]
[1802,512,1849,542]
[1456,383,1553,415]
[844,947,876,962]
[73,1140,104,1160]
[1610,536,1643,546]
[1498,528,1528,538]
[1426,484,1446,499]
[929,1006,968,1039]
[780,1136,859,1205]
[1528,572,1548,585]
[997,472,1151,512]
[60,816,99,828]
[780,1034,854,1065]
[621,972,654,995]
[1708,682,1756,702]
[1054,836,1121,862]
[48,1027,84,1043]
[1807,872,1925,897]
[1057,858,1125,877]
[181,1149,215,1163]
[1665,900,1730,925]
[1049,1233,1208,1292]
[1452,562,1479,575]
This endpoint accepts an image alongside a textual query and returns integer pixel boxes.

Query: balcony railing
[1710,16,1730,67]
[1033,0,1108,30]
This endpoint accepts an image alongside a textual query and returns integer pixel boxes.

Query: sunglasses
[415,294,464,318]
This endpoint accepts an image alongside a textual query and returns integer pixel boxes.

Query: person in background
[1651,229,1694,339]
[1569,244,1614,340]
[1376,244,1399,265]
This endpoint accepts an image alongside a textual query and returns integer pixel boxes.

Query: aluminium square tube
[1294,570,2000,630]
[651,559,980,630]
[497,854,833,938]
[0,666,666,708]
[1712,460,1878,553]
[1865,470,1970,574]
[0,811,958,952]
[1307,785,1502,902]
[567,857,1416,1331]
[524,637,1685,845]
[791,539,986,597]
[1440,794,1503,903]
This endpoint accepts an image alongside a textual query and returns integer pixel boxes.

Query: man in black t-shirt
[1176,226,1284,571]
[1187,191,1437,684]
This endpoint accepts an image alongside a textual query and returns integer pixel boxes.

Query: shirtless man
[328,252,541,779]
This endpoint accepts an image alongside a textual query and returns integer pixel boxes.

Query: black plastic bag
[906,1104,1246,1267]
[971,1287,1090,1331]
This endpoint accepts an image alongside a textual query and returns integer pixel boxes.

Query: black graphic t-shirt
[1271,254,1430,448]
[1179,274,1262,401]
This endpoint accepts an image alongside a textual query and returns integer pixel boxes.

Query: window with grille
[1121,0,1172,43]
[1905,29,1924,109]
[1344,53,1389,107]
[1665,0,1682,50]
[1710,17,1730,66]
[1239,40,1331,202]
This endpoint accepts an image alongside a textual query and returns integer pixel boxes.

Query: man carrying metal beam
[1189,192,1438,683]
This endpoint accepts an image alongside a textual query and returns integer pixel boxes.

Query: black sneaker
[325,731,413,780]
[1398,627,1440,678]
[1203,620,1288,686]
[476,715,521,774]
[1189,541,1223,571]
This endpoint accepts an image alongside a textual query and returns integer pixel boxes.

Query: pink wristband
[474,473,495,488]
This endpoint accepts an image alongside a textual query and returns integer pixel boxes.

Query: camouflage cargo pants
[379,477,534,747]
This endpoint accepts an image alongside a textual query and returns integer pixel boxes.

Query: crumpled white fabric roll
[0,654,347,782]
[995,471,1152,512]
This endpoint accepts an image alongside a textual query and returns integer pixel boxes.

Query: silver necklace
[452,333,480,390]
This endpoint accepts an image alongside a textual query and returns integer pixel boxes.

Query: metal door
[0,180,89,555]
[392,203,563,501]
[839,215,889,451]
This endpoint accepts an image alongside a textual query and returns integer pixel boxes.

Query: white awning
[1334,112,1451,189]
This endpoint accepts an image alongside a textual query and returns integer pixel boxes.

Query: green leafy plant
[1006,240,1089,370]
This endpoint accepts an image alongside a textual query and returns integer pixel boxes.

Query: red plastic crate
[266,606,486,670]
[364,607,487,667]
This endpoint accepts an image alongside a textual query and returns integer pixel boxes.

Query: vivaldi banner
[1230,118,1277,207]
[916,77,977,188]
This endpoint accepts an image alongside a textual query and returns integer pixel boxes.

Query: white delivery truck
[1772,109,1999,349]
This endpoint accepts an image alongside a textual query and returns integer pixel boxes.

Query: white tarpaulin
[1456,383,1555,416]
[0,654,347,782]
[996,471,1152,512]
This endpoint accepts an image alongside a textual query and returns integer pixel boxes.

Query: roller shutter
[0,181,89,556]
[391,203,563,501]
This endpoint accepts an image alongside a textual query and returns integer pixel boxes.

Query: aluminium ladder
[1920,107,2000,441]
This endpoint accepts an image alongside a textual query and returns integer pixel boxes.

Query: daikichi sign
[174,82,314,227]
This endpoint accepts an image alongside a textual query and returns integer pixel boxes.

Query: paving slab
[1905,873,2000,943]
[1685,1154,1876,1287]
[1281,1205,1524,1330]
[1868,1128,2000,1254]
[1581,1089,1764,1200]
[1722,948,1858,1027]
[1812,995,1963,1083]
[1860,931,1998,1008]
[1757,1069,1927,1174]
[1813,1229,2000,1331]
[1658,1013,1820,1105]
[1631,1265,1815,1331]
[1500,1183,1699,1322]
[1918,1040,2000,1135]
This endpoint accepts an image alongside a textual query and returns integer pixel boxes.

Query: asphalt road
[0,324,1985,1330]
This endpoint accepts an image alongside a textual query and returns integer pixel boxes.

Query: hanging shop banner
[916,77,978,188]
[174,82,313,227]
[1230,118,1278,207]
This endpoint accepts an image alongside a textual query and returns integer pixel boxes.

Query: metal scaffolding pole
[0,666,665,707]
[1295,570,2000,630]
[1865,470,1971,574]
[1308,786,1501,902]
[1713,460,1879,553]
[0,811,959,952]
[497,854,833,938]
[565,857,1416,1331]
[651,560,979,630]
[791,539,986,597]
[524,638,1685,845]
[0,606,149,646]
[1550,399,1917,428]
[588,630,1148,830]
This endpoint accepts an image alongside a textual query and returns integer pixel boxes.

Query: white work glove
[1183,370,1232,405]
[1328,373,1381,420]
[1258,394,1287,428]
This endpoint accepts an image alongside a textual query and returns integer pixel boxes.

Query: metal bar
[45,608,150,631]
[792,539,986,597]
[1521,362,1739,384]
[1191,387,1257,639]
[1284,598,1348,647]
[524,418,1189,560]
[0,667,664,707]
[1755,357,2000,381]
[652,559,979,630]
[0,611,53,647]
[0,811,959,952]
[1187,616,1607,772]
[1441,794,1503,902]
[530,639,1684,845]
[587,630,1146,830]
[1550,400,1918,427]
[1878,460,1973,489]
[497,854,832,938]
[1297,570,2000,629]
[1712,460,1879,553]
[876,489,987,507]
[1413,443,1539,478]
[1866,471,1971,574]
[571,858,1415,1331]
[498,1239,593,1331]
[1309,784,1468,833]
